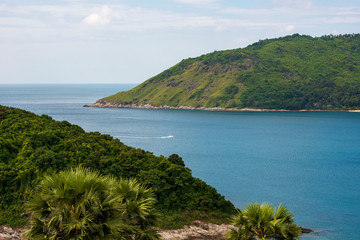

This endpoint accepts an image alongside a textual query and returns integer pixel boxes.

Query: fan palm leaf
[25,167,160,240]
[228,202,301,240]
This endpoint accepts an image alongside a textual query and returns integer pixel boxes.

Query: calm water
[1,84,359,240]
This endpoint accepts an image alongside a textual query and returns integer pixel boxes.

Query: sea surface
[1,84,360,240]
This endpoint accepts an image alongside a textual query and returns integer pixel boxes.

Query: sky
[0,0,359,84]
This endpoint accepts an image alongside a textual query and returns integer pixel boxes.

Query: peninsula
[88,34,360,111]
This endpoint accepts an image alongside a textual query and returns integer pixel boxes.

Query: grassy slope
[0,105,234,228]
[102,34,360,110]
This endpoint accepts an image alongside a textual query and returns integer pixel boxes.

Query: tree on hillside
[228,202,301,240]
[112,178,160,240]
[25,167,159,240]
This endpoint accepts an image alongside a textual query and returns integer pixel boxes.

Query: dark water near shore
[1,84,360,240]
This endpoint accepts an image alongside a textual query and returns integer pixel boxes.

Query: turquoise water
[1,84,360,240]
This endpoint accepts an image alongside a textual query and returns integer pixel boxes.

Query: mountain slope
[93,34,360,110]
[0,105,234,227]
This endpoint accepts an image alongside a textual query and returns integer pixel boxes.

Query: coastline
[85,100,360,112]
[0,221,314,240]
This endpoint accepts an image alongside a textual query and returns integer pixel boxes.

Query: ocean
[1,84,359,240]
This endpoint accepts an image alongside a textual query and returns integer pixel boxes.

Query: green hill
[0,105,234,227]
[94,34,360,110]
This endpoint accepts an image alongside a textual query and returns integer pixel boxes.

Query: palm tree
[228,202,301,240]
[112,178,160,240]
[25,167,159,240]
[272,203,301,240]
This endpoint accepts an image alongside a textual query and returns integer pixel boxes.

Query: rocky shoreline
[0,226,24,240]
[0,221,314,240]
[85,100,360,112]
[158,221,236,240]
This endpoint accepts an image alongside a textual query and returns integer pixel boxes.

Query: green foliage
[25,167,159,240]
[167,154,185,167]
[102,34,360,110]
[0,105,235,227]
[149,58,196,84]
[228,202,301,240]
[225,85,239,96]
[0,212,28,227]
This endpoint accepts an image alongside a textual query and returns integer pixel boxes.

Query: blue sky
[1,0,359,84]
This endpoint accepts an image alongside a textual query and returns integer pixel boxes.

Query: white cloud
[1,1,360,84]
[1,1,359,43]
[99,5,113,17]
[284,24,295,31]
[83,5,113,25]
[320,16,360,24]
[173,0,220,6]
[222,8,279,15]
[83,13,109,25]
[272,0,313,9]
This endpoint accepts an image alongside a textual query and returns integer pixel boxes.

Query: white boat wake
[160,135,174,138]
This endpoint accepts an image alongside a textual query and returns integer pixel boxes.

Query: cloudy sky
[1,0,359,84]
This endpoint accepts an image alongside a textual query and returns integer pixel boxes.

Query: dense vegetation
[26,168,159,240]
[101,34,360,110]
[0,105,234,227]
[228,202,301,240]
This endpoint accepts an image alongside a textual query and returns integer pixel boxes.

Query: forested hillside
[96,34,360,110]
[0,105,234,227]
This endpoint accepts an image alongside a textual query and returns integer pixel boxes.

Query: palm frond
[26,167,160,240]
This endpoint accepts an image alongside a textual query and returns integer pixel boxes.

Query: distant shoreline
[85,101,360,112]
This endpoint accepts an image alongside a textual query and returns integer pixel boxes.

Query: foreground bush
[228,202,301,240]
[25,167,159,240]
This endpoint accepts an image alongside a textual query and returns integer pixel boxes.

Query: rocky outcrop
[86,100,360,112]
[0,226,24,240]
[86,100,291,112]
[0,222,234,240]
[301,227,315,233]
[0,222,314,240]
[157,221,315,240]
[158,221,236,240]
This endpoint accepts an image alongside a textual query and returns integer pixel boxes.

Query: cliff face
[93,34,360,111]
